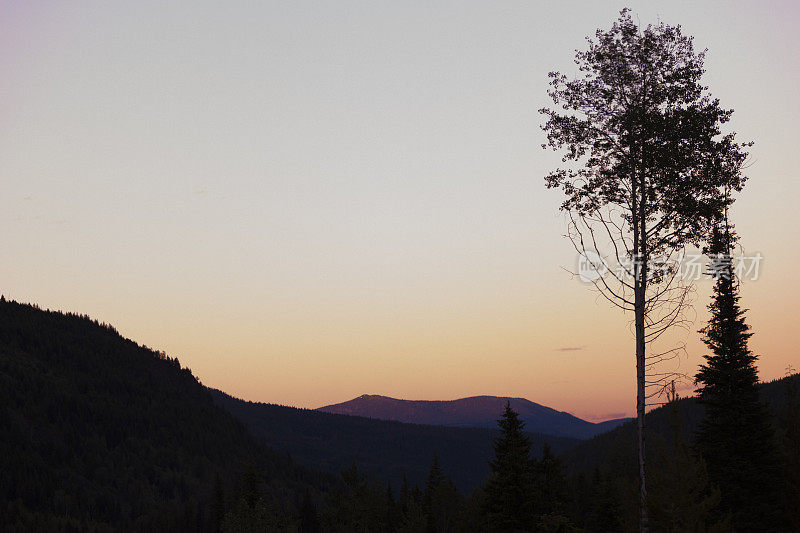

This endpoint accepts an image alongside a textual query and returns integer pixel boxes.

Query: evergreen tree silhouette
[535,442,574,528]
[695,222,784,529]
[384,482,398,533]
[422,453,460,533]
[423,453,444,532]
[648,384,727,532]
[485,402,535,532]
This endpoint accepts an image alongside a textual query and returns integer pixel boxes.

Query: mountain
[317,394,629,440]
[0,298,329,530]
[211,389,581,492]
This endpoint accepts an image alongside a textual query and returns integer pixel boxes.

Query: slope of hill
[562,373,800,475]
[211,389,581,492]
[317,394,628,439]
[0,299,329,531]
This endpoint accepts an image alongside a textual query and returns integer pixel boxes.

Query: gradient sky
[2,1,798,420]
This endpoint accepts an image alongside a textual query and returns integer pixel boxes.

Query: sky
[1,1,798,421]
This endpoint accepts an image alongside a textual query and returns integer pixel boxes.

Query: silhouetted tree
[485,403,535,531]
[648,385,726,532]
[398,481,426,533]
[424,453,444,532]
[541,9,752,529]
[399,474,411,515]
[695,222,784,530]
[535,443,574,528]
[421,454,461,533]
[322,462,384,532]
[384,483,399,533]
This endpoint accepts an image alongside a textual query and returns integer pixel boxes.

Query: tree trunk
[633,158,648,532]
[635,285,648,532]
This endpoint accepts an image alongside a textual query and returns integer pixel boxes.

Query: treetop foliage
[541,8,751,255]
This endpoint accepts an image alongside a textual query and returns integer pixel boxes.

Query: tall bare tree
[540,10,750,530]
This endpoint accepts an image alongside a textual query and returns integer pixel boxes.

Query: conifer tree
[424,454,445,533]
[384,482,399,533]
[695,221,784,529]
[648,385,726,532]
[424,454,446,507]
[535,443,574,529]
[399,474,411,515]
[485,402,535,532]
[423,454,460,533]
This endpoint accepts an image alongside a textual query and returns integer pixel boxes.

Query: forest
[0,292,798,531]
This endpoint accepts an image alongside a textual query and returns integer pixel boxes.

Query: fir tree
[485,402,535,532]
[423,453,460,533]
[423,453,444,533]
[399,474,411,515]
[695,222,784,529]
[535,443,574,529]
[648,384,727,532]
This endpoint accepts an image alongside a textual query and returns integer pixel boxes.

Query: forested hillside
[0,298,330,531]
[211,389,580,492]
[2,297,796,530]
[563,374,800,475]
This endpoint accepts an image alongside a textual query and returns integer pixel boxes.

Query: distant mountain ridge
[317,394,629,440]
[210,389,580,492]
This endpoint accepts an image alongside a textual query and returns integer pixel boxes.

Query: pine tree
[648,385,727,532]
[384,483,399,533]
[485,402,535,532]
[535,443,574,529]
[695,222,784,529]
[423,453,460,533]
[399,474,411,515]
[423,453,445,533]
[398,481,427,533]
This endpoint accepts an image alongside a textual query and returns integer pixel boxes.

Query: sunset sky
[2,1,798,421]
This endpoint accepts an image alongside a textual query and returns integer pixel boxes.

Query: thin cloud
[556,346,585,352]
[583,412,630,422]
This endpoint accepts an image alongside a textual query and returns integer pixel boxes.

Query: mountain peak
[317,394,629,439]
